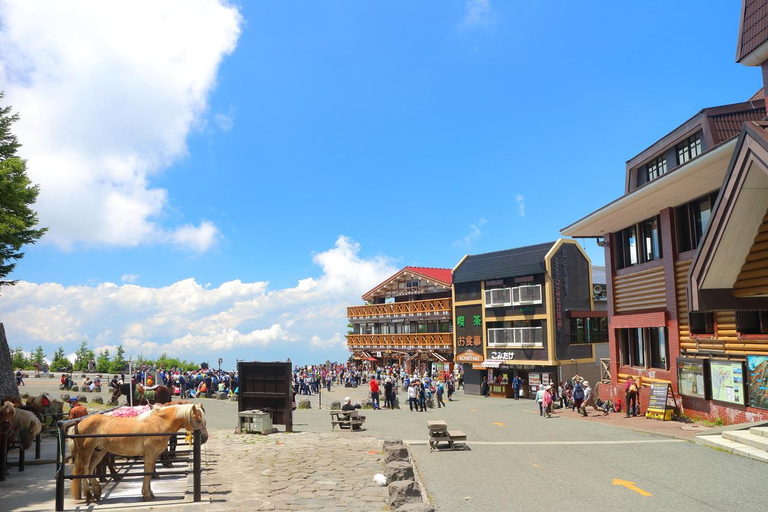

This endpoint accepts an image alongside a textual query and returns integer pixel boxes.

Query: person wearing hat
[581,380,602,416]
[341,397,365,429]
[68,397,88,420]
[383,377,394,410]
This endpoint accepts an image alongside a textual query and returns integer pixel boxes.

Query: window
[569,317,608,344]
[487,320,544,347]
[689,312,714,335]
[485,284,543,307]
[736,311,768,334]
[676,133,702,165]
[646,156,667,181]
[614,216,663,269]
[676,191,718,253]
[619,327,668,369]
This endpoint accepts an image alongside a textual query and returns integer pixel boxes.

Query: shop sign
[519,306,534,314]
[490,351,515,360]
[455,349,484,363]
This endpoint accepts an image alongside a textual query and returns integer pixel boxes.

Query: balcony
[347,333,453,351]
[347,298,452,319]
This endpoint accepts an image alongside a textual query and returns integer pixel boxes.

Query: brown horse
[25,393,64,427]
[10,408,43,450]
[111,384,172,406]
[71,403,207,503]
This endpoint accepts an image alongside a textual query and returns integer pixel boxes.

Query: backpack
[573,384,585,400]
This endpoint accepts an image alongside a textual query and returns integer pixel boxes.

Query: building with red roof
[348,266,454,373]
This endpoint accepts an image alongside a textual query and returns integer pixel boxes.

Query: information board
[528,373,541,391]
[710,360,746,405]
[648,383,670,412]
[747,355,768,410]
[677,358,708,399]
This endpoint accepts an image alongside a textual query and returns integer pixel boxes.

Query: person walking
[481,376,490,398]
[543,385,554,418]
[512,375,521,400]
[535,385,545,416]
[436,380,446,408]
[572,380,585,414]
[418,380,427,412]
[625,376,639,417]
[408,382,417,412]
[581,381,602,416]
[369,377,380,410]
[384,377,394,409]
[458,371,464,390]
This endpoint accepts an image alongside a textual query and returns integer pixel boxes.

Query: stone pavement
[203,430,390,511]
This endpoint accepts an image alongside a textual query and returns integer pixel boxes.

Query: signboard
[709,360,746,405]
[490,350,515,360]
[676,358,709,399]
[747,355,768,410]
[646,383,675,421]
[528,372,541,390]
[455,349,484,364]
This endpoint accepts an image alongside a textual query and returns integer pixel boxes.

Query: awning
[480,360,503,368]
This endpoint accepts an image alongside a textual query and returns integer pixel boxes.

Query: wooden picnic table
[330,409,365,430]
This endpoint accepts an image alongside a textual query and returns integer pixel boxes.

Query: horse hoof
[143,494,156,501]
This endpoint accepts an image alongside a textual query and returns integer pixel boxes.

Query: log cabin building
[561,0,768,423]
[452,240,608,397]
[346,266,454,374]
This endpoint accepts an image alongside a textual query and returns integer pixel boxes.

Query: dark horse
[110,384,172,406]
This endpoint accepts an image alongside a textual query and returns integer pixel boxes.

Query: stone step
[751,426,768,438]
[696,434,768,463]
[723,430,768,451]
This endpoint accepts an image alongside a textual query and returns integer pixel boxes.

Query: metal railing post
[35,432,42,460]
[55,421,65,512]
[18,443,25,471]
[192,429,201,502]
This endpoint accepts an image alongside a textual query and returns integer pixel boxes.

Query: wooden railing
[346,333,453,349]
[347,298,452,319]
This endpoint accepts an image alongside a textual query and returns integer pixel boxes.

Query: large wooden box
[237,361,293,432]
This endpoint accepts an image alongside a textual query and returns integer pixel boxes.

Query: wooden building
[346,267,453,374]
[561,2,768,422]
[452,240,608,397]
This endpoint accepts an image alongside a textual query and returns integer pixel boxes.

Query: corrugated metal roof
[453,242,555,283]
[737,0,768,62]
[710,106,767,144]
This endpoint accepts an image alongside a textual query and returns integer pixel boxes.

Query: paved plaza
[2,376,768,511]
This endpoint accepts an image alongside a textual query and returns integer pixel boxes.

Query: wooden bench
[330,409,365,430]
[427,420,467,451]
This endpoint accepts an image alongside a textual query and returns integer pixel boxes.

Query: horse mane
[136,403,197,422]
[0,401,15,416]
[173,403,197,421]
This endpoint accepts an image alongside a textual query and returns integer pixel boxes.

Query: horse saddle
[143,384,162,391]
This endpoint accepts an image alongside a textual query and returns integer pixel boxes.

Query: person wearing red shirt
[369,378,380,410]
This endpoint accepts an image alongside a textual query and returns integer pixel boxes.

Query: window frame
[676,133,703,166]
[614,215,663,270]
[675,191,719,253]
[619,327,669,370]
[736,311,768,335]
[689,312,715,335]
[646,155,668,181]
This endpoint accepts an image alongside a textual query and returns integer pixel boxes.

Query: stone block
[217,392,228,400]
[92,396,104,404]
[385,460,414,483]
[58,385,65,390]
[330,401,341,411]
[393,396,401,409]
[70,385,79,392]
[297,399,311,409]
[383,438,405,450]
[385,450,409,464]
[388,480,422,510]
[361,399,374,409]
[94,386,102,393]
[76,395,88,403]
[60,394,71,402]
[48,373,55,378]
[34,374,41,378]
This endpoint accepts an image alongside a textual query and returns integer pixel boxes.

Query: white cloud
[0,1,242,252]
[121,274,139,284]
[454,218,487,247]
[0,236,398,363]
[516,194,525,217]
[214,109,235,132]
[462,0,494,28]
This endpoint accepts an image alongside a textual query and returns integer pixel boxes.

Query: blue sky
[0,1,760,367]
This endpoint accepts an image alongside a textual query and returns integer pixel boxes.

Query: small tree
[11,346,28,369]
[51,346,72,372]
[73,339,95,371]
[31,345,46,368]
[0,92,47,287]
[95,348,111,373]
[110,345,127,374]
